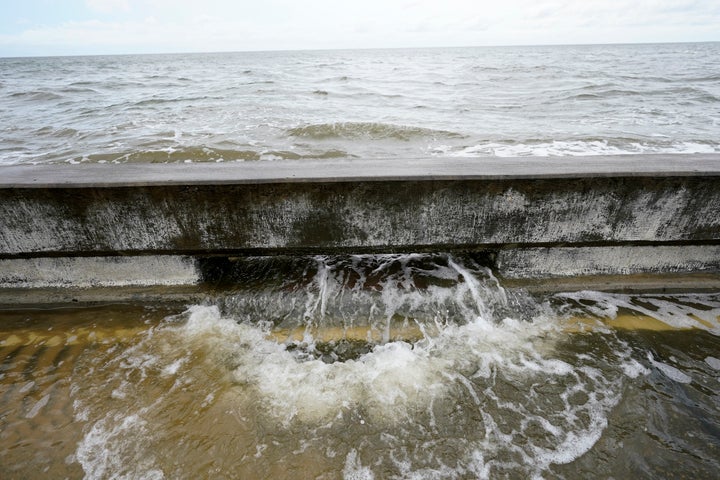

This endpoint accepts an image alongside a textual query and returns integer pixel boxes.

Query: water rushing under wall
[1,254,720,479]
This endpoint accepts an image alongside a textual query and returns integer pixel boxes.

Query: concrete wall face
[1,157,719,300]
[2,177,719,257]
[497,245,720,279]
[0,256,198,288]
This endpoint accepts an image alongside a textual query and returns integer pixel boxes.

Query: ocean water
[1,254,720,479]
[1,42,719,165]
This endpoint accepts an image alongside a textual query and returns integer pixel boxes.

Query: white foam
[76,414,165,480]
[648,353,692,384]
[207,317,448,424]
[179,308,561,424]
[431,139,720,157]
[169,304,625,478]
[621,358,650,378]
[343,449,374,480]
[161,358,185,376]
[556,292,720,333]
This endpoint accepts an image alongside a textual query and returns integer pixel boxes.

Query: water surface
[1,43,719,165]
[1,254,719,479]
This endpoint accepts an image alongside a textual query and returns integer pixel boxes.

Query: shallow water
[1,254,719,479]
[1,43,719,165]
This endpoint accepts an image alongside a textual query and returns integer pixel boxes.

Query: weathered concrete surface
[0,285,209,308]
[1,157,720,257]
[1,154,719,301]
[502,272,720,294]
[497,245,720,279]
[0,256,197,288]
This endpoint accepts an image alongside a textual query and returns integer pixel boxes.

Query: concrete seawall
[1,154,719,304]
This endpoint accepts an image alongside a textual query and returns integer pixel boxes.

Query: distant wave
[58,87,99,94]
[287,122,464,141]
[33,126,80,138]
[8,90,64,101]
[130,95,221,107]
[560,86,720,103]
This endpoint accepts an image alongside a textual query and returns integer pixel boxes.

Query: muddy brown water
[1,255,720,479]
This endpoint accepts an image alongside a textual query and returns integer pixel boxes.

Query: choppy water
[1,42,719,165]
[1,254,720,479]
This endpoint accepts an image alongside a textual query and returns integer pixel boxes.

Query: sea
[1,42,719,165]
[1,44,720,480]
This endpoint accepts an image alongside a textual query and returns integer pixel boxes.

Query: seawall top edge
[2,154,720,189]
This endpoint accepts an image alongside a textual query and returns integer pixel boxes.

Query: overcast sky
[1,0,719,57]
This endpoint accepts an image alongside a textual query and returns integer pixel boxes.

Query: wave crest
[71,146,352,163]
[287,122,464,141]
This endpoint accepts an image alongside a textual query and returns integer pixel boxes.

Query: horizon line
[1,39,718,60]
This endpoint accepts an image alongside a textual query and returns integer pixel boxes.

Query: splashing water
[1,254,720,478]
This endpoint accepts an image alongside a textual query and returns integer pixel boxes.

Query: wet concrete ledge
[1,154,719,304]
[3,154,720,188]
